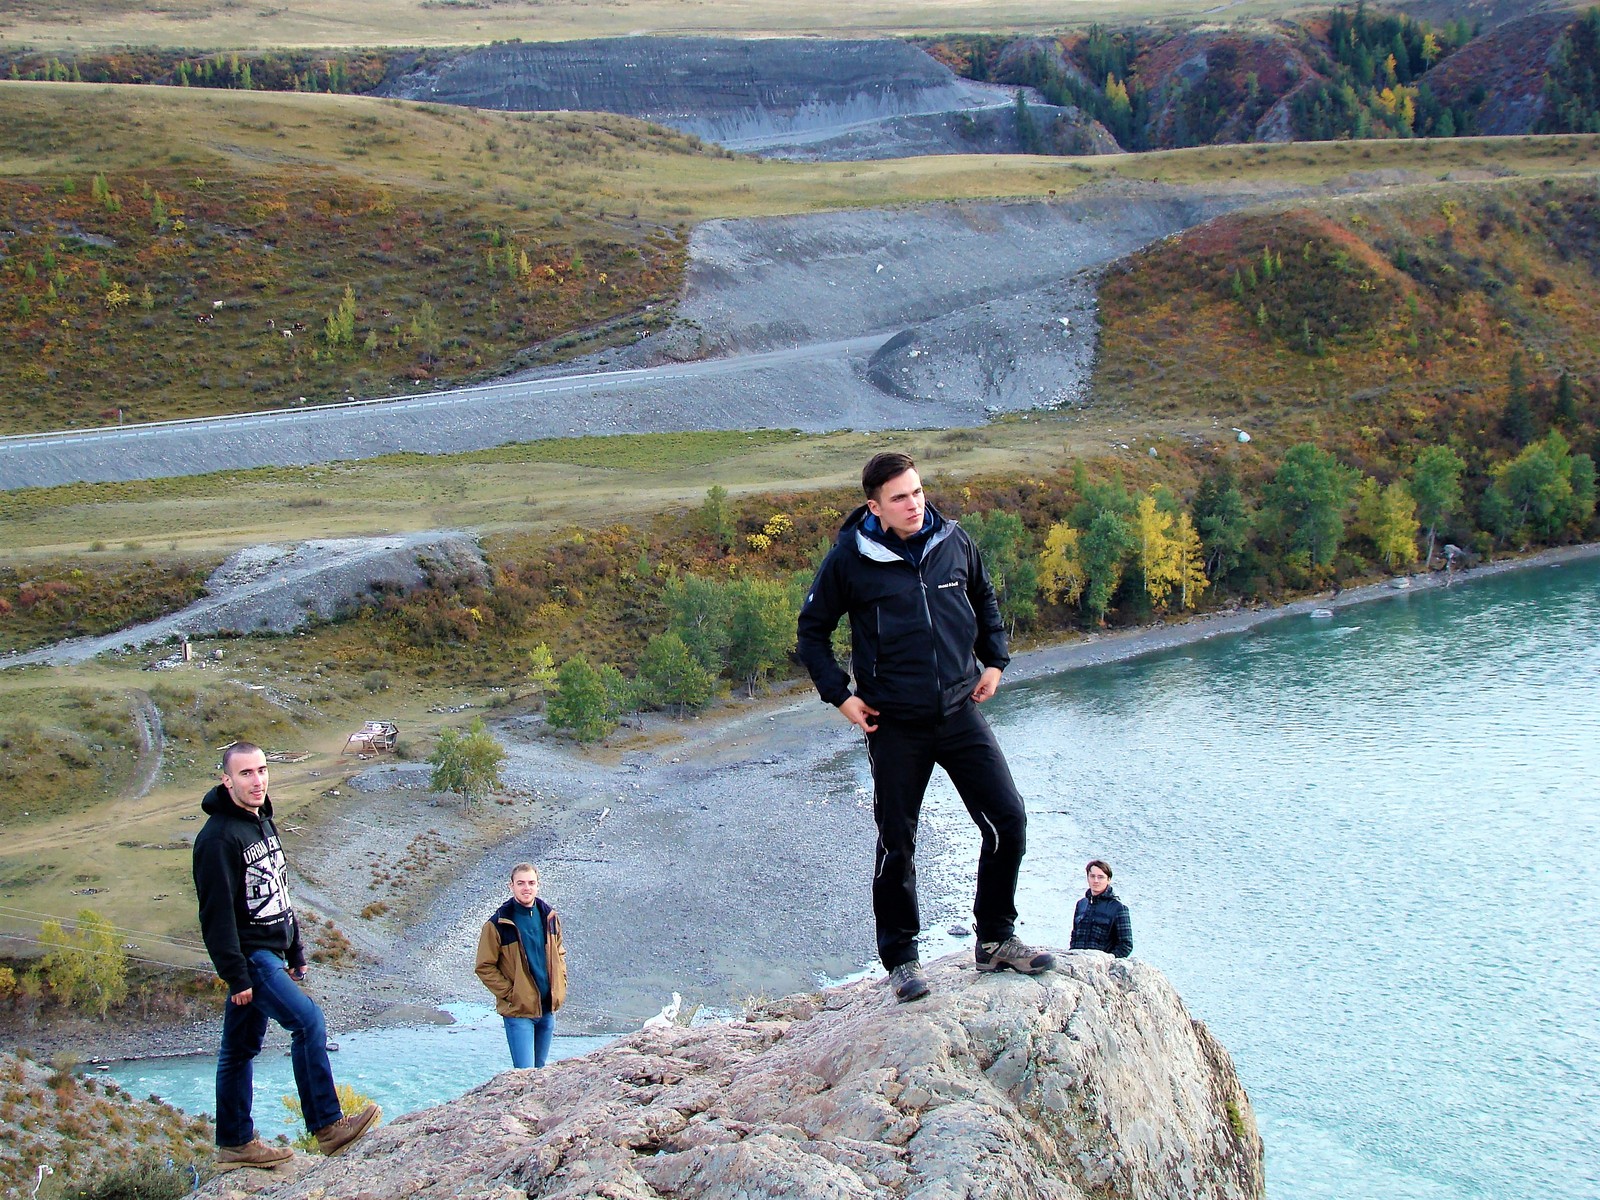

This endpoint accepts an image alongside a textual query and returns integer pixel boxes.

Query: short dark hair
[1086,859,1113,879]
[862,451,917,499]
[221,741,263,773]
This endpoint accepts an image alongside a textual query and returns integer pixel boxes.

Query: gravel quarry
[0,181,1300,490]
[375,37,1100,160]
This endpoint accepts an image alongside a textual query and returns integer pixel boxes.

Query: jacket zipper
[916,562,941,687]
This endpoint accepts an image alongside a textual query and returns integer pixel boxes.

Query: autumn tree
[323,285,357,350]
[526,642,557,701]
[428,718,505,803]
[1133,492,1181,607]
[1367,481,1421,569]
[1172,511,1210,608]
[1038,520,1086,607]
[39,909,127,1017]
[1409,445,1466,567]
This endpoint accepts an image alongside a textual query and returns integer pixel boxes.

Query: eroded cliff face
[204,952,1263,1200]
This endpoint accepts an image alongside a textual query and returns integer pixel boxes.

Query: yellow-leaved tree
[1134,493,1181,608]
[1038,521,1086,606]
[1173,512,1210,609]
[1374,481,1421,569]
[39,908,127,1017]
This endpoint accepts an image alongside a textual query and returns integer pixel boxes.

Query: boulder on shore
[204,951,1263,1199]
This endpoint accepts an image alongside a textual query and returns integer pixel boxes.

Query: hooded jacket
[475,897,568,1019]
[1070,887,1133,958]
[191,784,303,995]
[797,502,1009,719]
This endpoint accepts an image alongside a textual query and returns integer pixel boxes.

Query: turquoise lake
[114,555,1600,1196]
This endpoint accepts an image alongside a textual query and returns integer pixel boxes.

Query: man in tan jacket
[475,862,567,1067]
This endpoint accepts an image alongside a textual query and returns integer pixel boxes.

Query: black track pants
[865,700,1027,970]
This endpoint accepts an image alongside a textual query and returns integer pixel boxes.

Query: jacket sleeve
[1113,904,1134,959]
[796,549,854,707]
[192,834,251,995]
[474,920,512,1001]
[965,531,1011,672]
[285,912,306,972]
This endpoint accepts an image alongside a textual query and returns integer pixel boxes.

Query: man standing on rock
[797,452,1054,1002]
[192,742,380,1170]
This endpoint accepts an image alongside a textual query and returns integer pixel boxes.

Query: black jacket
[191,784,304,995]
[1070,887,1133,958]
[797,503,1009,719]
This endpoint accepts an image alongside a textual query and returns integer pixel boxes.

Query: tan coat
[474,898,567,1019]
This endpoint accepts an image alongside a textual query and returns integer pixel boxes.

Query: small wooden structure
[342,720,399,756]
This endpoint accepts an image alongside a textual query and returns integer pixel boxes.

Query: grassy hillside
[4,80,1595,433]
[0,0,1329,53]
[1093,177,1600,466]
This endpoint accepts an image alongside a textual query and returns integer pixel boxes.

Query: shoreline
[17,539,1596,1065]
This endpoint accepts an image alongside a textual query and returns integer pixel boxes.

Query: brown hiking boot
[314,1103,381,1157]
[215,1139,294,1171]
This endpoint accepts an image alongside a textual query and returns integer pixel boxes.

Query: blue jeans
[503,1012,555,1068]
[215,949,341,1146]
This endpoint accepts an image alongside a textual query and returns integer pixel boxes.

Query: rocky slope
[198,952,1263,1200]
[375,37,1108,161]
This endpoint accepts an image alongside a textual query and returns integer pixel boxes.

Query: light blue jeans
[503,1012,555,1068]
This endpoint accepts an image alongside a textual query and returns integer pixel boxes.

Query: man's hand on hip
[971,667,1003,703]
[289,965,307,982]
[838,695,880,734]
[230,988,254,1006]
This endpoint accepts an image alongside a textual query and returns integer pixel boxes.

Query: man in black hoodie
[192,742,379,1170]
[797,452,1055,1003]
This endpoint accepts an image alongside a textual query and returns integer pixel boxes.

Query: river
[114,556,1600,1196]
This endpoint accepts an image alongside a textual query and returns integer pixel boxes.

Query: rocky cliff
[203,952,1263,1200]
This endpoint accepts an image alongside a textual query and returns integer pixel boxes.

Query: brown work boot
[215,1138,294,1171]
[314,1103,381,1157]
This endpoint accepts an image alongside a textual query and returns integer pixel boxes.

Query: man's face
[221,750,269,812]
[510,870,539,906]
[867,467,926,540]
[1086,866,1111,896]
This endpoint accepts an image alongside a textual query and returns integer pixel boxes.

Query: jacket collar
[850,503,953,565]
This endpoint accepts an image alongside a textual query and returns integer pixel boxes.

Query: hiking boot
[975,936,1056,975]
[215,1139,294,1171]
[314,1103,381,1157]
[887,960,930,1003]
